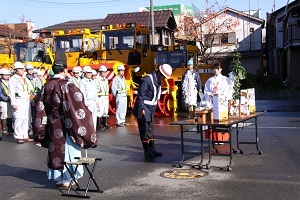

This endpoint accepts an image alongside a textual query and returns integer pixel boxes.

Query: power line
[21,0,144,5]
[6,0,147,8]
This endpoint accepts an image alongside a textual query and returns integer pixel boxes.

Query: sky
[0,0,291,30]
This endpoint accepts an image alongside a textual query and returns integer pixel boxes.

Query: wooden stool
[61,157,103,199]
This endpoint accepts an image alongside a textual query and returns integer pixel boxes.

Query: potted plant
[229,50,247,101]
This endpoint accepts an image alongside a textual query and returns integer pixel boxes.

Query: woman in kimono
[204,62,230,142]
[34,63,98,187]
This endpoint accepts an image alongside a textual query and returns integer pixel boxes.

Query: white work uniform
[111,74,127,125]
[95,76,109,117]
[0,80,12,119]
[79,77,98,130]
[182,71,198,106]
[70,76,81,88]
[8,74,33,140]
[27,75,39,133]
[204,74,229,104]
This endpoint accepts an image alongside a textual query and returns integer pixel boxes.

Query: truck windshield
[14,42,44,62]
[53,35,82,52]
[102,29,134,50]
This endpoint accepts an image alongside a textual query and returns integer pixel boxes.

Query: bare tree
[0,16,34,58]
[175,1,240,64]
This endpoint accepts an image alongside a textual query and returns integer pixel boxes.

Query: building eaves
[34,19,104,33]
[202,7,265,25]
[102,10,176,29]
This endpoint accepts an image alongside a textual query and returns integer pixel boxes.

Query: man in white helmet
[111,65,127,127]
[95,65,112,130]
[25,63,39,135]
[0,68,14,136]
[70,66,82,88]
[8,62,34,144]
[132,64,172,158]
[79,66,98,130]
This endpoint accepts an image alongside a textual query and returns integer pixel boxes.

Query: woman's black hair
[212,62,222,69]
[52,63,67,74]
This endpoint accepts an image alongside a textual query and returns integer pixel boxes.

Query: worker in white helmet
[95,65,112,130]
[111,65,127,127]
[91,70,97,80]
[70,66,82,88]
[79,66,98,130]
[132,64,172,158]
[0,68,14,137]
[8,62,34,144]
[25,63,39,136]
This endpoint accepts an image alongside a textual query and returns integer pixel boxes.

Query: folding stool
[61,157,103,198]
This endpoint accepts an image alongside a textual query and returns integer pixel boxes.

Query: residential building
[266,0,300,87]
[200,7,265,76]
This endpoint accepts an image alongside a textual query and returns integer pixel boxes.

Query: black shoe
[0,136,2,141]
[149,140,162,157]
[102,116,112,129]
[142,142,155,158]
[7,118,14,133]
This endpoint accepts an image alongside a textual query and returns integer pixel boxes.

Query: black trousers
[137,118,154,141]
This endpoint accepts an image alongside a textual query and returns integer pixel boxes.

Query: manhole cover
[160,169,208,179]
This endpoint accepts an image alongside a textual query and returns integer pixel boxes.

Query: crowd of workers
[0,60,233,187]
[0,62,128,144]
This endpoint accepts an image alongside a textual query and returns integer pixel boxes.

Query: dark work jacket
[181,70,202,91]
[132,71,161,122]
[0,79,9,102]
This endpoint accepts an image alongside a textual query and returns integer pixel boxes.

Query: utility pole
[150,0,155,45]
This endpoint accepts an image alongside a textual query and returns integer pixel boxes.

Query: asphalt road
[0,99,300,200]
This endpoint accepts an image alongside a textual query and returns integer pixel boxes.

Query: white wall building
[200,7,264,75]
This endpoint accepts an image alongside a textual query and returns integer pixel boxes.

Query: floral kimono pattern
[34,78,98,170]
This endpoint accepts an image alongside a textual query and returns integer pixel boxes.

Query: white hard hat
[99,65,107,72]
[117,65,125,71]
[0,68,11,75]
[13,62,25,70]
[83,66,93,73]
[25,63,34,70]
[37,70,44,76]
[159,64,172,79]
[72,66,82,73]
[92,70,97,75]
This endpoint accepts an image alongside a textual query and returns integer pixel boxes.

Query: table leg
[255,117,262,155]
[236,129,243,154]
[198,125,203,169]
[227,127,233,172]
[179,125,185,168]
[206,126,212,170]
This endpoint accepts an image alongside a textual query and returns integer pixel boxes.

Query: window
[53,36,82,52]
[228,32,236,44]
[221,32,236,44]
[212,35,220,45]
[205,32,236,46]
[89,38,99,52]
[102,29,135,50]
[142,34,149,49]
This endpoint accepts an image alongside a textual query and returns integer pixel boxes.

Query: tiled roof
[102,10,176,29]
[35,10,176,33]
[0,23,27,38]
[34,19,104,33]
